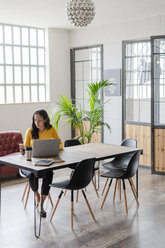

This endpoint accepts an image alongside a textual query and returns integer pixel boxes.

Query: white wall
[0,28,71,143]
[69,15,165,145]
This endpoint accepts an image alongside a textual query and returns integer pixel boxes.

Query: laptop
[32,139,60,158]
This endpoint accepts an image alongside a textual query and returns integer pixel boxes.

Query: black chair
[101,150,141,214]
[64,139,99,200]
[101,139,137,196]
[50,158,97,229]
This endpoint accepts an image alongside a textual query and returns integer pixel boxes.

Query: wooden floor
[1,167,165,248]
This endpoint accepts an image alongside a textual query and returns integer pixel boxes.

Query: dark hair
[31,109,52,139]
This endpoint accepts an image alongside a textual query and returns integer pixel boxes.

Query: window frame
[0,23,47,104]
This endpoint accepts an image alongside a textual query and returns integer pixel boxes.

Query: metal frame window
[0,23,47,104]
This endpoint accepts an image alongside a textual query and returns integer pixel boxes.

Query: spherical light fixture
[66,0,95,27]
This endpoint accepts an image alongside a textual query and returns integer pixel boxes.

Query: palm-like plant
[49,79,113,144]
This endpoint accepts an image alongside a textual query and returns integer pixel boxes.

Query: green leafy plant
[49,79,113,144]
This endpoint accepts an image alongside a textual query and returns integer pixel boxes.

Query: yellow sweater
[24,126,63,150]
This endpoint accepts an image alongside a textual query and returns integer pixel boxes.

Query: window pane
[13,27,20,45]
[39,67,45,84]
[31,67,37,84]
[6,86,13,103]
[0,86,5,103]
[30,48,37,65]
[31,85,37,102]
[30,29,36,46]
[0,46,4,63]
[23,67,29,84]
[23,86,30,102]
[38,48,44,65]
[6,66,13,84]
[0,66,4,83]
[39,85,45,101]
[5,46,12,64]
[22,47,29,64]
[14,47,21,64]
[14,66,21,84]
[38,30,44,46]
[0,25,3,43]
[4,26,12,44]
[22,28,28,45]
[15,86,22,103]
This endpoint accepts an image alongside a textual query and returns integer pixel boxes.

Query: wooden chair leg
[92,179,99,198]
[48,193,53,207]
[81,189,96,222]
[122,179,128,214]
[64,189,67,196]
[113,179,118,201]
[22,181,28,201]
[71,190,74,230]
[130,178,137,197]
[101,178,109,195]
[50,190,64,222]
[119,179,121,201]
[129,178,139,206]
[76,190,79,202]
[24,185,30,209]
[101,178,113,209]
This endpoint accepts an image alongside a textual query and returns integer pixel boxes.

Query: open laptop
[32,139,60,158]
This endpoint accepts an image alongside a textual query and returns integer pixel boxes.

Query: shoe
[40,210,47,218]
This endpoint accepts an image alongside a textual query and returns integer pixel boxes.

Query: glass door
[70,45,103,141]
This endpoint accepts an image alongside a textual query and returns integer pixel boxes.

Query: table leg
[34,178,42,238]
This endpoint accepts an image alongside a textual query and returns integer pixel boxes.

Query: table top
[0,143,142,177]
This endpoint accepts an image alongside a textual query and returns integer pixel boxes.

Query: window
[71,45,103,111]
[0,24,47,104]
[123,40,151,123]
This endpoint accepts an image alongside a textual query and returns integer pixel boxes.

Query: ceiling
[0,0,165,29]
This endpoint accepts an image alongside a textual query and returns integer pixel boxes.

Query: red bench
[0,131,23,177]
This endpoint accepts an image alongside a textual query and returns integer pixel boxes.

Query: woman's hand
[19,143,25,155]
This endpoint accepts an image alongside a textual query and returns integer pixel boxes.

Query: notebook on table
[34,157,65,166]
[32,139,60,158]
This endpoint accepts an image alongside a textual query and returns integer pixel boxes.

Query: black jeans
[21,169,53,195]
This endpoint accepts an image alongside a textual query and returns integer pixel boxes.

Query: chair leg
[22,181,29,201]
[122,179,128,214]
[81,189,96,222]
[101,178,109,195]
[119,179,121,201]
[130,178,137,197]
[113,179,118,202]
[48,193,53,207]
[92,179,99,198]
[101,178,113,209]
[128,178,139,206]
[24,185,30,209]
[71,190,74,230]
[50,190,64,222]
[76,190,79,202]
[64,189,67,196]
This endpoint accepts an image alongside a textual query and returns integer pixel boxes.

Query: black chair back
[121,139,137,148]
[123,150,141,179]
[66,158,96,190]
[113,138,137,164]
[64,139,81,147]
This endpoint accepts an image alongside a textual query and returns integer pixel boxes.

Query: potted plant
[49,79,112,144]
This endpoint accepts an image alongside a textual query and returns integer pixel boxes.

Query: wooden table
[0,143,142,237]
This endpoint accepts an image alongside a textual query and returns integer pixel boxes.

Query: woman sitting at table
[20,109,63,218]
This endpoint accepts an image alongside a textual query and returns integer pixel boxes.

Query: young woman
[21,109,63,218]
